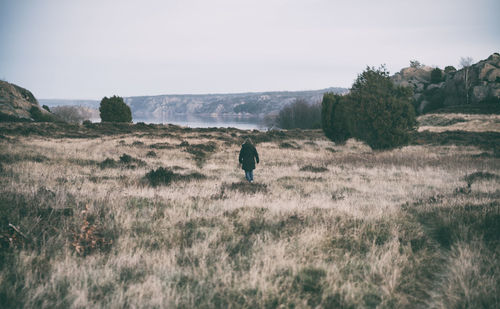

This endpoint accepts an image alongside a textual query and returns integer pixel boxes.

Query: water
[133,114,264,130]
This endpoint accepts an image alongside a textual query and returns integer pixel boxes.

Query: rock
[472,83,490,102]
[392,53,500,112]
[478,63,500,82]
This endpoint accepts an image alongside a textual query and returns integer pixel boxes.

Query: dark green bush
[322,66,416,149]
[119,154,133,164]
[29,106,56,122]
[145,167,205,187]
[99,158,117,169]
[422,87,446,114]
[222,182,268,194]
[321,93,350,143]
[444,66,456,74]
[99,96,132,123]
[430,68,442,84]
[146,167,175,186]
[299,165,328,173]
[146,151,157,158]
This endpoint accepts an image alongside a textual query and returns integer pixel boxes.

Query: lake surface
[134,114,264,130]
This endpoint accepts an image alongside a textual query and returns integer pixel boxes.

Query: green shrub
[145,167,206,187]
[99,96,132,123]
[430,68,442,84]
[99,158,117,169]
[444,66,456,74]
[119,154,133,164]
[299,165,328,173]
[422,87,446,114]
[29,106,56,122]
[146,151,157,158]
[322,66,416,149]
[321,93,350,143]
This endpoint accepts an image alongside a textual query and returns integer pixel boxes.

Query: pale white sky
[1,0,499,99]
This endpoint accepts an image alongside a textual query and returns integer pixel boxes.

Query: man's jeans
[245,170,254,182]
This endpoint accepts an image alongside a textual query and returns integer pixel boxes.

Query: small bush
[150,143,173,149]
[99,95,132,123]
[29,106,56,122]
[99,154,146,169]
[299,165,328,173]
[279,142,301,149]
[145,167,206,187]
[119,154,133,164]
[146,151,157,158]
[222,182,268,194]
[430,68,442,84]
[184,142,217,167]
[99,158,117,169]
[145,167,175,186]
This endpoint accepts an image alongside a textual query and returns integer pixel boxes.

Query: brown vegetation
[0,114,498,308]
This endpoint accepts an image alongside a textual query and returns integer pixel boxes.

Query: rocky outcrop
[0,80,51,121]
[392,53,500,113]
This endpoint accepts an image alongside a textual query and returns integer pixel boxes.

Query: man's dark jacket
[239,143,259,171]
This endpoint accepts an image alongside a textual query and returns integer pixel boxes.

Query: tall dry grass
[0,120,499,308]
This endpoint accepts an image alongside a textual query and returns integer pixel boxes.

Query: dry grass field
[0,113,499,308]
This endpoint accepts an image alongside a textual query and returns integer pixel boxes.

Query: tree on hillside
[444,66,457,74]
[430,68,442,84]
[410,60,422,69]
[460,57,474,105]
[99,96,132,122]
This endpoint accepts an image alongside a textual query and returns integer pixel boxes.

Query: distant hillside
[40,87,347,121]
[0,80,52,121]
[39,99,101,109]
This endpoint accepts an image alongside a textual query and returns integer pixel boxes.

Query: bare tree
[52,106,90,123]
[409,60,422,69]
[460,56,474,104]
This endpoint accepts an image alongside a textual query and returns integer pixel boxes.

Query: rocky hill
[0,80,52,121]
[392,53,500,113]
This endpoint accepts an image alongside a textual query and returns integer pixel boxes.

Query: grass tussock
[0,120,499,308]
[145,167,206,187]
[98,153,147,169]
[299,165,328,173]
[221,181,268,194]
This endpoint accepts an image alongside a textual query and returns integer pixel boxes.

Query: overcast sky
[0,0,499,99]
